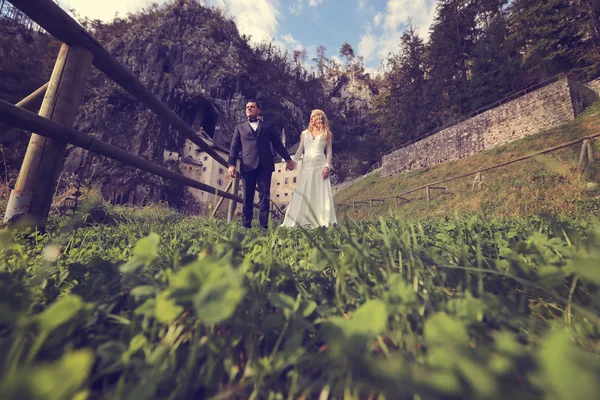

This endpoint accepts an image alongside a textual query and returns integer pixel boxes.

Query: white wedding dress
[281,130,337,228]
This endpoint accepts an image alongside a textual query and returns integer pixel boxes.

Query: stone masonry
[382,76,599,177]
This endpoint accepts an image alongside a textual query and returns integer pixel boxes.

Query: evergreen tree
[508,0,587,80]
[427,0,479,126]
[375,26,430,146]
[469,7,526,110]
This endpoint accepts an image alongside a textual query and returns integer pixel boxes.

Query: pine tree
[469,5,526,110]
[375,26,431,146]
[427,0,479,126]
[508,0,587,80]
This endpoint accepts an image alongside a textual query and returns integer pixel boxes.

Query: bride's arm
[324,135,332,170]
[292,131,305,162]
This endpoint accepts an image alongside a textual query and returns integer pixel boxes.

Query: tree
[469,5,526,110]
[427,0,479,125]
[508,0,587,80]
[339,42,355,69]
[375,25,431,146]
[312,45,328,77]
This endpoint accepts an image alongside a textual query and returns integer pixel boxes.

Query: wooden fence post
[426,186,431,202]
[227,173,240,223]
[4,44,93,229]
[586,139,593,164]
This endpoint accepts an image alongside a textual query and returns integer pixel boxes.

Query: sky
[58,0,439,74]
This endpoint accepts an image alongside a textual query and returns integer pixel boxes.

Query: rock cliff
[0,0,379,209]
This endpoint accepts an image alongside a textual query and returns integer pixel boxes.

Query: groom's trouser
[241,164,272,228]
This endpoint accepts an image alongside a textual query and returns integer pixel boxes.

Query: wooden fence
[0,0,279,229]
[337,133,599,211]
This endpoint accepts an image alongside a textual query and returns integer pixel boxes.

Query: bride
[281,109,337,228]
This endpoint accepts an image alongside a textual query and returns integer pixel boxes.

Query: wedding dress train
[281,130,337,228]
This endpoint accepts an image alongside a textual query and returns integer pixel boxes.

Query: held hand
[228,166,236,178]
[322,166,330,179]
[286,159,296,171]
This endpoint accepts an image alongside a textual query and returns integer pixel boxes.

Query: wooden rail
[0,100,244,203]
[9,0,229,168]
[337,133,600,209]
[3,0,289,228]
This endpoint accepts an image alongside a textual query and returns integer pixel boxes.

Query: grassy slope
[334,102,600,221]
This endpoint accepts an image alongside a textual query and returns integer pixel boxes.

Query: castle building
[166,127,302,215]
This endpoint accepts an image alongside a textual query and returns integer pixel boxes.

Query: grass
[0,201,599,399]
[334,102,600,222]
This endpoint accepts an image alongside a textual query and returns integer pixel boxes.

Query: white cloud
[308,0,323,6]
[289,3,303,15]
[206,0,281,45]
[60,0,166,21]
[358,30,378,62]
[282,33,304,51]
[373,12,383,26]
[61,0,282,46]
[357,0,438,67]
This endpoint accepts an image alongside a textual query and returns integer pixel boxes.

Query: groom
[228,100,295,229]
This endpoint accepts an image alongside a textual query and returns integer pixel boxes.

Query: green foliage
[0,204,599,399]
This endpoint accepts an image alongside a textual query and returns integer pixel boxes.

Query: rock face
[1,1,380,209]
[63,0,378,206]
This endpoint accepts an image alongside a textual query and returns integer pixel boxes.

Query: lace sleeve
[292,131,305,163]
[325,134,332,169]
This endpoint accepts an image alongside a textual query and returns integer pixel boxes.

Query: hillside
[334,102,600,221]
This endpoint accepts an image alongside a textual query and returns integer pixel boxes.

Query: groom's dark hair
[247,99,261,109]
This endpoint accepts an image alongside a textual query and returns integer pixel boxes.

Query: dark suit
[228,119,292,228]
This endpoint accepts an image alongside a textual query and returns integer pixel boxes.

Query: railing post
[227,172,240,223]
[4,43,93,230]
[426,186,431,202]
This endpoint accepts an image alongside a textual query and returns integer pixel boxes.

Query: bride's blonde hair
[308,109,332,143]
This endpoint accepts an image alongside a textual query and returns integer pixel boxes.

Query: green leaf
[350,300,388,335]
[128,334,147,355]
[36,294,84,333]
[194,280,245,325]
[536,330,600,400]
[424,313,469,346]
[3,349,95,400]
[130,285,157,301]
[572,255,600,284]
[299,299,317,318]
[155,292,183,324]
[120,233,160,273]
[268,293,296,310]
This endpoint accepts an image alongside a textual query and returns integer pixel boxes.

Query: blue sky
[60,0,439,74]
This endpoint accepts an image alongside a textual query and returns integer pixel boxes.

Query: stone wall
[586,77,600,96]
[570,80,599,115]
[382,77,585,177]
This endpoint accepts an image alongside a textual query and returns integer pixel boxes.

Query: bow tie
[248,117,258,123]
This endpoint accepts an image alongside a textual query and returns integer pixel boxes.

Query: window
[202,167,207,172]
[204,156,208,161]
[218,179,223,186]
[218,168,224,174]
[285,178,289,185]
[276,194,280,197]
[277,182,280,185]
[278,169,281,173]
[285,193,288,196]
[293,177,297,183]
